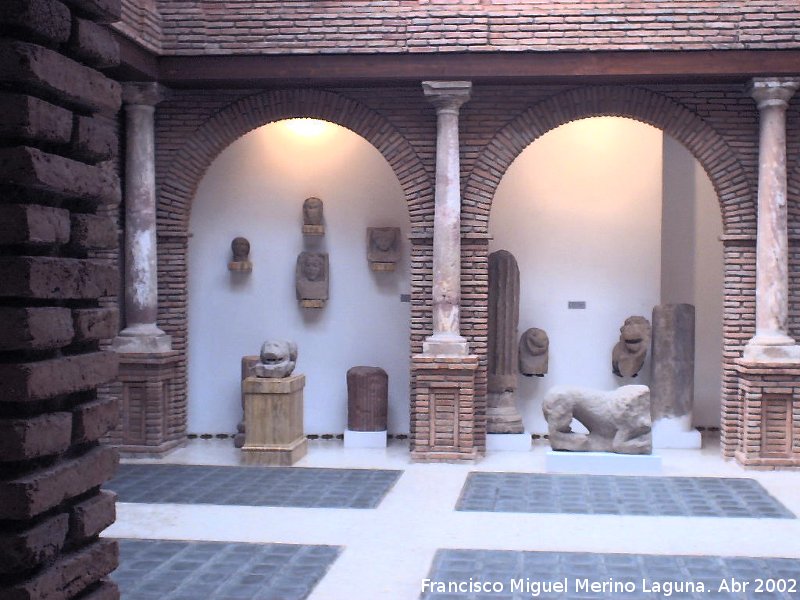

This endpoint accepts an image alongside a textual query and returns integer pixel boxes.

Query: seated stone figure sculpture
[612,315,651,377]
[252,340,298,378]
[542,384,653,454]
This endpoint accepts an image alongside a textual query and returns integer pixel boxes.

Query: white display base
[486,433,532,451]
[344,429,387,449]
[652,416,702,449]
[546,450,662,475]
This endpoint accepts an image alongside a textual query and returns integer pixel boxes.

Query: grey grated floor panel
[114,539,340,600]
[456,473,795,518]
[108,464,402,508]
[422,549,800,599]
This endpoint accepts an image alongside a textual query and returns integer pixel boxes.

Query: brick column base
[108,352,184,455]
[411,354,481,461]
[735,359,800,469]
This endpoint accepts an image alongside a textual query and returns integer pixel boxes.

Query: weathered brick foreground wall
[151,83,800,457]
[0,0,122,596]
[114,0,800,56]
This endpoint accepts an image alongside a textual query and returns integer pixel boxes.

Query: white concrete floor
[106,435,800,600]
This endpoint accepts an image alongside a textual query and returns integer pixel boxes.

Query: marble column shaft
[422,81,472,356]
[114,82,171,353]
[744,78,800,362]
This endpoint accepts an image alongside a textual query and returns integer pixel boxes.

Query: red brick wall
[115,1,800,55]
[151,82,793,458]
[0,0,123,596]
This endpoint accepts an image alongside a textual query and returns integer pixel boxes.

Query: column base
[486,433,531,452]
[422,333,469,356]
[113,324,172,353]
[742,339,800,363]
[344,429,387,448]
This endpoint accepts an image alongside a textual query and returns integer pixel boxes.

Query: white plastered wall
[490,117,723,433]
[661,134,723,427]
[187,120,411,435]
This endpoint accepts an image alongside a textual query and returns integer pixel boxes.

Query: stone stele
[487,249,524,433]
[650,303,695,421]
[296,251,329,307]
[347,366,388,432]
[367,227,401,271]
[612,315,651,378]
[252,340,298,378]
[543,384,653,454]
[519,327,549,376]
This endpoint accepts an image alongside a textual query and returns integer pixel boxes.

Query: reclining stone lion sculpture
[543,384,653,454]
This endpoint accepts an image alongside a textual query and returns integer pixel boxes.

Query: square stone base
[546,450,663,475]
[242,437,308,466]
[243,374,306,465]
[486,433,532,452]
[652,417,702,449]
[344,429,387,448]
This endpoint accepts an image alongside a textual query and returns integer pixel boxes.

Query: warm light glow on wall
[281,118,331,137]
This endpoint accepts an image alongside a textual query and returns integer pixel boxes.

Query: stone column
[743,77,800,363]
[113,82,171,353]
[421,81,472,356]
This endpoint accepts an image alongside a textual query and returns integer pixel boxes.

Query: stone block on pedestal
[242,374,307,465]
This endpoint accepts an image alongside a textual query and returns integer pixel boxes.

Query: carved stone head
[231,236,250,262]
[252,340,298,378]
[296,251,329,301]
[367,227,401,264]
[612,315,651,378]
[519,327,549,376]
[303,197,323,226]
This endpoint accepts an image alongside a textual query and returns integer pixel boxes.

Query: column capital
[422,81,472,112]
[748,77,800,110]
[122,81,164,107]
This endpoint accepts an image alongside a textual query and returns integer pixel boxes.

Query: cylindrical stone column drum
[488,249,520,393]
[347,366,388,432]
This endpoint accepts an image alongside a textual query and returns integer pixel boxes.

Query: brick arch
[158,89,432,229]
[463,86,754,234]
[154,89,431,443]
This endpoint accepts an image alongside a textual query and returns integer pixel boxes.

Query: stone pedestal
[411,355,479,461]
[546,451,663,475]
[735,360,800,468]
[111,351,183,455]
[242,374,307,465]
[344,430,387,448]
[486,433,531,451]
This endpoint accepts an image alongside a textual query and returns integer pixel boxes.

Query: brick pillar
[0,0,123,597]
[734,361,800,468]
[411,81,480,461]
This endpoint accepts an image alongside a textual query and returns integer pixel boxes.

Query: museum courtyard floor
[104,435,800,599]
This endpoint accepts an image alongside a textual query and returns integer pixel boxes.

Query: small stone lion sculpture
[612,315,651,378]
[542,384,653,454]
[252,340,298,378]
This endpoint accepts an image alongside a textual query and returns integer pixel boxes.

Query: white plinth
[652,416,702,449]
[486,433,532,451]
[546,451,662,475]
[344,429,387,449]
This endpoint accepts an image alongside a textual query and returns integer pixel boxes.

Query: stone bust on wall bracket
[302,197,324,235]
[296,251,329,308]
[228,236,252,272]
[367,227,400,271]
